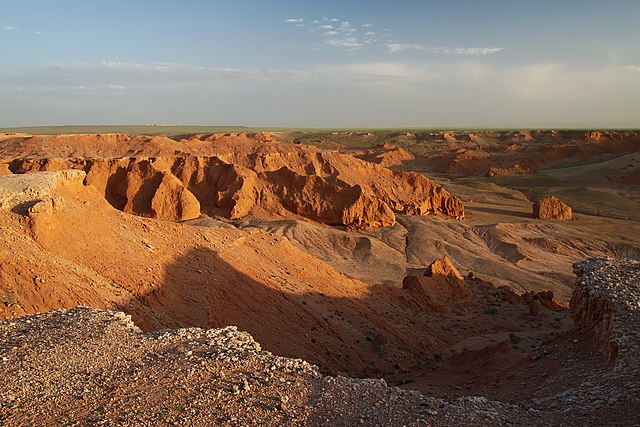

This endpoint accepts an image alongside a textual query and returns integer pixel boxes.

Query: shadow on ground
[116,246,445,377]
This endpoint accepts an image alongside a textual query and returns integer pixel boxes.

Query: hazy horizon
[2,0,639,128]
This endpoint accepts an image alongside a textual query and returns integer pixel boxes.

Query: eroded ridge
[527,258,640,418]
[572,257,640,368]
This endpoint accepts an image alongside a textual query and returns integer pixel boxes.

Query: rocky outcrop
[151,173,201,221]
[5,133,464,228]
[0,169,86,212]
[533,196,572,220]
[525,257,640,418]
[424,255,464,280]
[354,143,415,168]
[522,290,568,311]
[402,257,471,313]
[486,163,530,177]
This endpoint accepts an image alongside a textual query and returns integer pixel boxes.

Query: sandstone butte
[533,196,573,220]
[1,132,465,229]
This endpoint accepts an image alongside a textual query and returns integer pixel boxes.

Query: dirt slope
[240,212,639,301]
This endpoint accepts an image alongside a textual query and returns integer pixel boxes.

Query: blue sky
[1,0,639,127]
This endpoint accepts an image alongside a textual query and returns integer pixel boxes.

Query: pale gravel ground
[0,307,551,426]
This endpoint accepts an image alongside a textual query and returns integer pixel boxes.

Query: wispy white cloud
[326,37,362,50]
[305,17,366,50]
[385,43,426,53]
[46,61,313,86]
[8,59,635,105]
[284,18,304,28]
[385,43,503,55]
[433,46,504,55]
[2,25,50,35]
[285,17,503,56]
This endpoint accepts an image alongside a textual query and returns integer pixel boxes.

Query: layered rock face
[571,257,640,364]
[5,133,464,229]
[533,196,573,220]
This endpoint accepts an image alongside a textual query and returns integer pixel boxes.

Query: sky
[1,0,639,128]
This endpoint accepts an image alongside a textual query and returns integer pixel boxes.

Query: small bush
[484,306,498,315]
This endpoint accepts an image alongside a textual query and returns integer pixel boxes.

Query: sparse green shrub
[0,291,17,306]
[372,335,386,357]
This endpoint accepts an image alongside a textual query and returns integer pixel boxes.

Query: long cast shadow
[116,245,446,377]
[467,205,532,219]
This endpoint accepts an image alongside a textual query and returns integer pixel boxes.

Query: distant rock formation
[444,153,492,175]
[6,133,464,229]
[533,196,572,220]
[355,143,415,168]
[486,163,530,177]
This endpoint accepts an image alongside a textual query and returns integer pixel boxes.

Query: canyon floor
[1,129,639,425]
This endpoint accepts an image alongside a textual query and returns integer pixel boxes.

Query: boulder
[533,196,572,220]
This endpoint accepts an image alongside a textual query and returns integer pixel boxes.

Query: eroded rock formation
[4,133,464,228]
[533,196,573,220]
